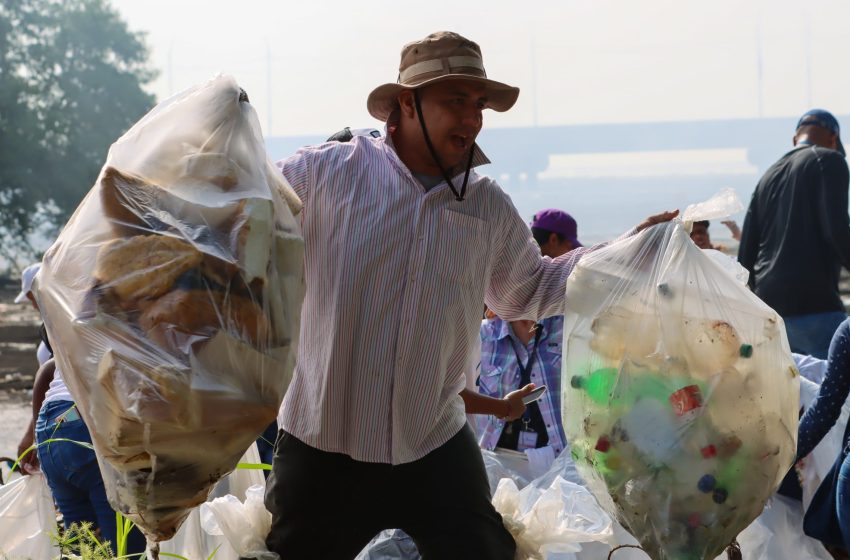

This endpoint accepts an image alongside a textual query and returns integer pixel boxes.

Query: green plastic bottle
[571,368,618,405]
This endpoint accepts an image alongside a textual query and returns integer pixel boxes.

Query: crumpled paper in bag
[561,191,798,560]
[36,75,304,542]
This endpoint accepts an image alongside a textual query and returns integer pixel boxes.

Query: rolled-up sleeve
[276,148,313,204]
[485,193,605,322]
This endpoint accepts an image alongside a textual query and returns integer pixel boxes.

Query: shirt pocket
[477,365,506,398]
[432,209,488,289]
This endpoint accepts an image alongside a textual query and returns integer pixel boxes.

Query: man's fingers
[651,209,679,223]
[519,383,536,394]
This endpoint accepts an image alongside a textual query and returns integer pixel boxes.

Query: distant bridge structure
[265,115,850,187]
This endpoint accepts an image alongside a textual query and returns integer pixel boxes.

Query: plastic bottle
[570,367,618,405]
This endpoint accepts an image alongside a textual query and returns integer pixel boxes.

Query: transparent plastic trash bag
[36,75,304,542]
[561,195,798,560]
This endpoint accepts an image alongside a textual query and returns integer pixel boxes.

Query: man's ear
[398,90,416,119]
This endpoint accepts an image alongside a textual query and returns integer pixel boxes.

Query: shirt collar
[490,317,550,342]
[383,110,491,171]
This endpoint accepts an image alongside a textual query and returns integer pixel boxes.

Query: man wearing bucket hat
[739,109,850,359]
[267,31,676,559]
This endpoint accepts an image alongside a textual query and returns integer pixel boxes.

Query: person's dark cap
[530,209,581,247]
[796,109,845,156]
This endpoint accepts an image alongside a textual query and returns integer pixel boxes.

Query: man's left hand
[636,209,679,232]
[502,383,537,421]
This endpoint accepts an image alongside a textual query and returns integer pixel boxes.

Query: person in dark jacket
[739,109,850,358]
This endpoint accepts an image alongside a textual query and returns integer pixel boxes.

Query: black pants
[264,424,516,559]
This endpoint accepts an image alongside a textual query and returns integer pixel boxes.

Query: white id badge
[518,430,538,452]
[525,445,556,478]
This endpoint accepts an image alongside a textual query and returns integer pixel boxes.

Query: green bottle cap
[739,344,753,358]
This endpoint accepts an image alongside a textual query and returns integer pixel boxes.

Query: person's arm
[460,384,536,421]
[485,193,677,322]
[721,220,741,241]
[737,193,760,290]
[796,320,850,460]
[16,358,55,474]
[815,151,850,271]
[276,146,320,208]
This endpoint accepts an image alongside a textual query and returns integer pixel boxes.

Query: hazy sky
[112,0,850,137]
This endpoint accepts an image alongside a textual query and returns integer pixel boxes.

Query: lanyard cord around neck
[413,89,474,201]
[507,324,544,426]
[511,324,544,392]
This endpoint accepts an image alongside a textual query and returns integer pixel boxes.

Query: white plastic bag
[729,495,831,560]
[0,473,60,559]
[561,191,798,560]
[681,187,744,225]
[493,476,614,560]
[201,484,278,559]
[159,443,266,559]
[36,75,304,542]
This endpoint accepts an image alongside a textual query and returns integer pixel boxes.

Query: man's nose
[460,106,482,127]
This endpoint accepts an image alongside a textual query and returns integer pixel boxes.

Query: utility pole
[530,36,539,127]
[755,17,764,118]
[168,42,174,96]
[266,39,273,135]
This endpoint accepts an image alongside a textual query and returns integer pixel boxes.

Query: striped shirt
[276,132,601,464]
[476,316,567,456]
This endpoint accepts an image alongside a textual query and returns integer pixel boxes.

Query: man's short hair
[693,220,710,229]
[531,227,564,247]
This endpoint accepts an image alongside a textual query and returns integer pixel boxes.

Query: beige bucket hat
[367,31,520,122]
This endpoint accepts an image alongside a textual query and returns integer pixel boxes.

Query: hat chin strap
[414,89,474,202]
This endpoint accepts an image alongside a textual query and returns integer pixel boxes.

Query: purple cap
[530,209,582,247]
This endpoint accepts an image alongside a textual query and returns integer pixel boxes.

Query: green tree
[0,0,156,273]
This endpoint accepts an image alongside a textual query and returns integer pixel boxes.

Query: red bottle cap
[700,445,717,459]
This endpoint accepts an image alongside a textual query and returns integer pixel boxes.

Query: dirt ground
[0,279,41,462]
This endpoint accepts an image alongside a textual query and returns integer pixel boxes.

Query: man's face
[539,234,574,259]
[414,80,486,169]
[690,224,711,249]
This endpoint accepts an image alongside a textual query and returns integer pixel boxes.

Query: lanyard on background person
[509,324,543,429]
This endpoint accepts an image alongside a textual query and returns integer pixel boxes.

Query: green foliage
[0,0,156,272]
[54,521,114,559]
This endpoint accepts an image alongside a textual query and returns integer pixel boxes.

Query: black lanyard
[510,324,543,423]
